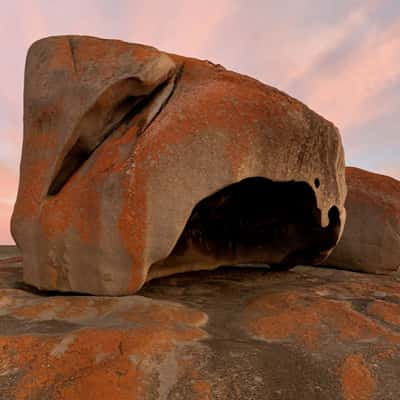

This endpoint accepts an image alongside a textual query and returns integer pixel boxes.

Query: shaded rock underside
[150,177,341,280]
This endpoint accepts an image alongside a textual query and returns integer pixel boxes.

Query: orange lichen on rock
[1,329,159,400]
[0,286,208,399]
[11,296,118,321]
[344,167,400,218]
[191,380,212,400]
[243,288,400,349]
[1,258,400,398]
[326,167,400,274]
[12,35,347,295]
[341,354,376,400]
[368,300,400,326]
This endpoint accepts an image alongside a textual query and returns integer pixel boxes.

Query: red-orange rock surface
[1,253,400,399]
[12,35,347,295]
[326,167,400,274]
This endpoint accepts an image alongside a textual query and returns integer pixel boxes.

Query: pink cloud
[293,19,400,131]
[0,163,18,204]
[277,2,379,88]
[123,0,237,58]
[0,163,18,244]
[0,202,14,244]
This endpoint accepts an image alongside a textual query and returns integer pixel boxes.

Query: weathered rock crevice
[48,72,179,196]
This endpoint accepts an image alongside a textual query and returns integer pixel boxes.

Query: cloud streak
[293,18,400,131]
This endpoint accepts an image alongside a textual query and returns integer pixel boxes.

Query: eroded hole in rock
[149,177,341,280]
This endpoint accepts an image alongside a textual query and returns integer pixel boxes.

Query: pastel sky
[0,0,399,243]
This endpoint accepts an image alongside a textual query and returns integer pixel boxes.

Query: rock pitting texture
[1,257,400,399]
[12,35,346,295]
[326,167,400,274]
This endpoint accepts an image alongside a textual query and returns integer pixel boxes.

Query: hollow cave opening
[148,177,341,280]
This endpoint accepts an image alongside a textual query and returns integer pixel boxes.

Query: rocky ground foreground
[0,246,399,399]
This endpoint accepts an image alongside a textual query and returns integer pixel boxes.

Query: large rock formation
[326,167,400,274]
[11,35,347,295]
[1,254,400,399]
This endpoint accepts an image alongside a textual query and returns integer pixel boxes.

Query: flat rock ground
[0,246,399,399]
[0,246,21,260]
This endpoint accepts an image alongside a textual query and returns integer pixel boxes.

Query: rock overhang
[12,35,347,295]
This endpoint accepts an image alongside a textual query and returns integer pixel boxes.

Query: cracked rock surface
[1,251,400,399]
